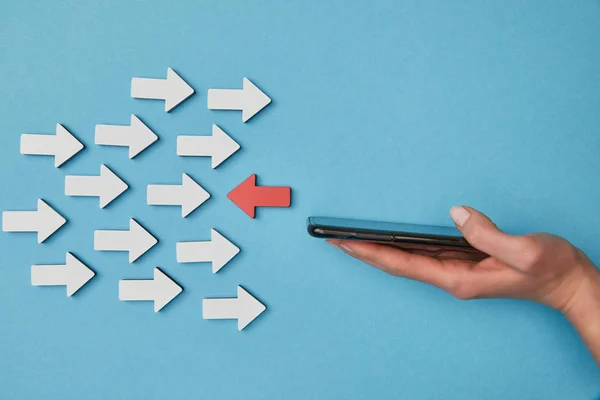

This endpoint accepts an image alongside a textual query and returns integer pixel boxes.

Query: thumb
[449,206,531,269]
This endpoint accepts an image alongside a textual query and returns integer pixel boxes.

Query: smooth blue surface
[1,1,599,398]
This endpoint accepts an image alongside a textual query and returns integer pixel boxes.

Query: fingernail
[327,240,354,254]
[339,244,354,254]
[450,206,471,227]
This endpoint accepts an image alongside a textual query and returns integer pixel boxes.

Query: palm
[393,233,583,306]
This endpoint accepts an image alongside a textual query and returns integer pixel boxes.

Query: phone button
[355,232,394,242]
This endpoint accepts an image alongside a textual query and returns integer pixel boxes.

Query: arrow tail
[94,230,131,251]
[119,280,155,301]
[65,175,101,197]
[147,185,183,206]
[20,134,56,156]
[202,298,239,320]
[254,186,292,208]
[176,136,213,157]
[95,125,132,147]
[207,89,244,111]
[176,241,213,263]
[2,210,39,232]
[131,77,167,100]
[31,264,67,286]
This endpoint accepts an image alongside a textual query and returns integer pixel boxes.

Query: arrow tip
[211,229,240,273]
[128,219,158,263]
[237,286,266,330]
[181,174,211,218]
[54,124,84,167]
[165,68,195,112]
[211,125,240,169]
[65,253,95,296]
[242,78,271,123]
[227,174,257,218]
[153,268,183,312]
[99,165,129,208]
[37,199,66,243]
[129,115,158,158]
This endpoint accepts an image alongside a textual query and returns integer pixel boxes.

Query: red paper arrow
[227,174,291,218]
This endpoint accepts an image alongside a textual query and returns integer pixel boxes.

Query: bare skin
[327,206,600,365]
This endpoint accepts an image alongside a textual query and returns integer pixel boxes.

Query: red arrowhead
[227,174,291,218]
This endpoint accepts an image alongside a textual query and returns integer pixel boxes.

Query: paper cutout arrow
[176,229,240,273]
[94,219,158,263]
[2,199,67,243]
[227,174,291,218]
[177,124,240,168]
[119,268,182,312]
[31,252,95,296]
[208,78,271,122]
[95,115,158,159]
[20,124,84,167]
[203,286,266,330]
[147,173,210,218]
[65,164,128,208]
[131,68,195,112]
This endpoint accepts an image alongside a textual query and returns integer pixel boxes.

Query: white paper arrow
[119,268,182,312]
[94,219,157,263]
[2,199,66,243]
[20,123,84,167]
[31,252,95,296]
[207,78,271,122]
[131,68,195,112]
[147,173,210,218]
[95,115,158,158]
[176,229,240,273]
[177,124,240,169]
[203,286,266,330]
[65,165,128,208]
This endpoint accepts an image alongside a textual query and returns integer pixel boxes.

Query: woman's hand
[327,206,600,364]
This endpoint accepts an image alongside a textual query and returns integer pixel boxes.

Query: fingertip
[331,240,379,256]
[337,241,357,254]
[450,205,471,228]
[451,207,532,268]
[326,239,356,254]
[326,239,339,247]
[462,206,496,224]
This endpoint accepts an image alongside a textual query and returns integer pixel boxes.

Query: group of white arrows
[2,68,273,330]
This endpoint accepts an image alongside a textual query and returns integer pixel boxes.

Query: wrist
[563,259,600,364]
[563,261,600,321]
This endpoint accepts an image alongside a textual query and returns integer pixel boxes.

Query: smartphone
[307,216,484,255]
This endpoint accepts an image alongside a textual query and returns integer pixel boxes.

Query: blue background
[1,1,599,398]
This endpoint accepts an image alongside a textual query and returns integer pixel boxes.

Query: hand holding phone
[308,207,600,365]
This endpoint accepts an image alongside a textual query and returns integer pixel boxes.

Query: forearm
[565,265,600,365]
